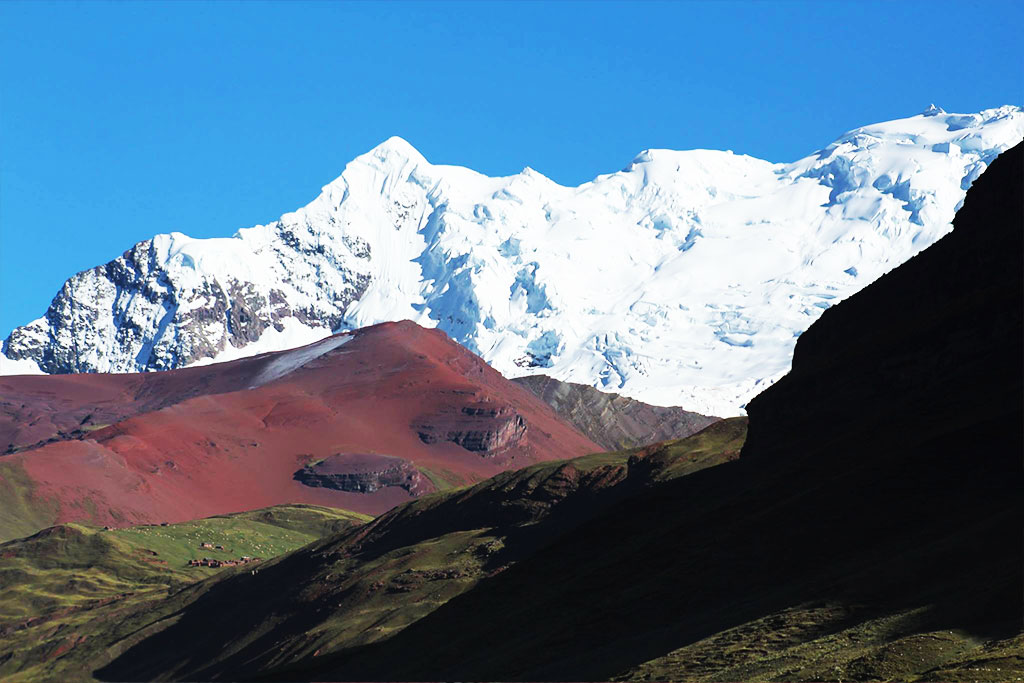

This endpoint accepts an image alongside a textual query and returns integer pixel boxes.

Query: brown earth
[511,374,719,450]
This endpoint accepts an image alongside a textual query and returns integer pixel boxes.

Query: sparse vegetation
[0,460,60,542]
[0,504,371,682]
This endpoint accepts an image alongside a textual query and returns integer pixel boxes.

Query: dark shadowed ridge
[93,144,1022,682]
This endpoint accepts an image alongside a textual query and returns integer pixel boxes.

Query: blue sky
[1,0,1021,336]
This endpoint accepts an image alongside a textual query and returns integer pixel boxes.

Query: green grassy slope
[112,504,372,569]
[0,504,370,682]
[279,413,1018,683]
[6,397,1019,683]
[0,459,60,543]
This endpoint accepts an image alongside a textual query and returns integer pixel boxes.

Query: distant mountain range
[3,105,1022,415]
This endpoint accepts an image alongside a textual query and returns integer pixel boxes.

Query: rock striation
[294,454,436,497]
[511,374,718,450]
[416,402,529,457]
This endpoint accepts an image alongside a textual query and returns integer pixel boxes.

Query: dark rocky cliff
[743,141,1022,463]
[415,402,530,457]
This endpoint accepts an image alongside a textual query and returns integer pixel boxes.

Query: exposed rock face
[511,375,718,450]
[3,233,371,374]
[416,402,528,456]
[294,454,435,497]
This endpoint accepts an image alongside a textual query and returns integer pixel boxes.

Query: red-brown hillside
[0,321,600,534]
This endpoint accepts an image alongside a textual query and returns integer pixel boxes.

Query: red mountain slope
[0,321,600,535]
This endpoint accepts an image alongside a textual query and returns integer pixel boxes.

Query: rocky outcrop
[3,229,372,374]
[416,402,528,456]
[511,375,718,450]
[293,453,435,497]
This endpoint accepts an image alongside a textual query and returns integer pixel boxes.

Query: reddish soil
[0,321,600,527]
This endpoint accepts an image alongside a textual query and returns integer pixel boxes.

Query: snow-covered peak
[820,105,1022,151]
[366,135,425,163]
[4,106,1022,417]
[346,135,429,187]
[518,166,549,181]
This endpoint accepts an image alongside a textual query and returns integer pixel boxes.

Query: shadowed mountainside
[511,374,718,450]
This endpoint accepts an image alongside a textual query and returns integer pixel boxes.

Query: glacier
[3,105,1022,416]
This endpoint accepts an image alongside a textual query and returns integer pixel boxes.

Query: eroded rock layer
[512,374,718,450]
[416,402,529,457]
[294,454,436,496]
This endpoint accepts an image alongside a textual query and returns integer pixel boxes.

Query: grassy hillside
[0,420,745,682]
[0,504,370,682]
[0,459,60,543]
[5,393,1021,683]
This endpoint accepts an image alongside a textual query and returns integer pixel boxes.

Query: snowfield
[3,105,1022,416]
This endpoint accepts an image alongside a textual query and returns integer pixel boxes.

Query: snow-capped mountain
[3,105,1022,416]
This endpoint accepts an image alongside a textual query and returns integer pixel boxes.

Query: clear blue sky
[1,0,1021,336]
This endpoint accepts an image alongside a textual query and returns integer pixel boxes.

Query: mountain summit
[0,320,600,537]
[3,106,1022,415]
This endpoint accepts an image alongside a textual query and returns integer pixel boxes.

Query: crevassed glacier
[3,106,1022,416]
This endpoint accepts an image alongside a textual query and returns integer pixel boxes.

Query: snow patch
[0,352,45,375]
[248,334,353,388]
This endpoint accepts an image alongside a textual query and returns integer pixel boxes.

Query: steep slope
[0,335,353,456]
[0,321,599,540]
[79,142,1024,682]
[511,374,718,449]
[4,106,1022,415]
